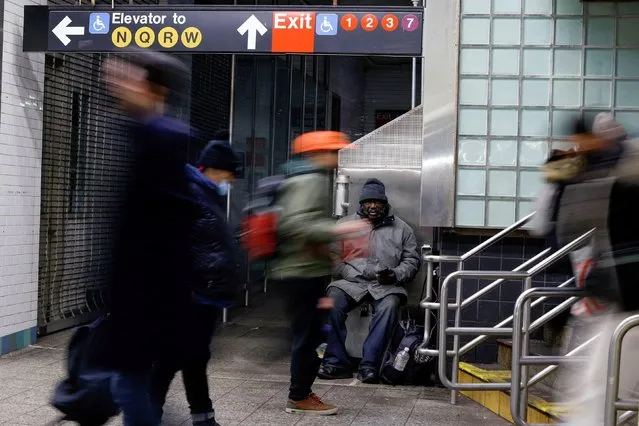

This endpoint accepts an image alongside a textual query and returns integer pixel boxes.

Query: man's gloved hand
[376,268,396,286]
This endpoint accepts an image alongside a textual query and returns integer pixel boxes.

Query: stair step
[458,362,564,424]
[497,339,557,369]
[496,339,564,392]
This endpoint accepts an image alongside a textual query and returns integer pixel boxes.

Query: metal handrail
[604,314,639,426]
[459,278,574,358]
[511,291,635,426]
[418,249,552,360]
[437,271,529,394]
[421,249,552,312]
[511,287,589,426]
[423,227,594,405]
[527,332,598,387]
[461,212,536,261]
[420,211,534,267]
[418,212,537,381]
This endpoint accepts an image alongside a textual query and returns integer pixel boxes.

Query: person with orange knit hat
[268,131,369,416]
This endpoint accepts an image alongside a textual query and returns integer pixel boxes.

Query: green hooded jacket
[268,158,337,280]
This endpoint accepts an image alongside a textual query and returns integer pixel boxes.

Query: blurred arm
[529,183,559,238]
[277,174,337,245]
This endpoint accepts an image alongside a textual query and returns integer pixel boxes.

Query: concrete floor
[0,285,509,426]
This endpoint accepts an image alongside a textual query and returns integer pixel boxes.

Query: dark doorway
[330,93,341,131]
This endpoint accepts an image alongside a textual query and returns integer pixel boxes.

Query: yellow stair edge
[458,362,562,424]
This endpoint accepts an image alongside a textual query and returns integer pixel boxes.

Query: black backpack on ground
[380,319,433,386]
[50,316,119,425]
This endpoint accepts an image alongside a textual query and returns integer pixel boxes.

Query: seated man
[318,179,420,384]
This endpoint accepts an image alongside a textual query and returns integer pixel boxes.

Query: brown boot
[285,393,338,415]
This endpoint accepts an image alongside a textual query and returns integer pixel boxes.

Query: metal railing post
[450,260,463,405]
[420,213,535,362]
[519,276,532,421]
[604,315,639,426]
[419,255,461,358]
[423,259,434,347]
[420,214,534,355]
[416,217,595,415]
[511,288,529,426]
[511,287,589,426]
[438,271,527,392]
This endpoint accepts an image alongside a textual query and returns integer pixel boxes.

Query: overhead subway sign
[23,6,423,56]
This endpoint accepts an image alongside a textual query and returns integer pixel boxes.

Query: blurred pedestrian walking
[149,132,241,426]
[102,52,197,426]
[268,131,369,416]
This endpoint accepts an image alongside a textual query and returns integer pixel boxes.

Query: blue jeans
[111,369,160,426]
[324,287,401,372]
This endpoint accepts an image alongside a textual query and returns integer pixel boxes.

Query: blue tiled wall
[0,327,37,356]
[438,232,572,364]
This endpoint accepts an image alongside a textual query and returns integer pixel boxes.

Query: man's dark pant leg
[149,304,217,418]
[149,355,180,419]
[323,287,358,369]
[112,368,160,426]
[285,276,330,401]
[360,294,401,372]
[182,304,218,415]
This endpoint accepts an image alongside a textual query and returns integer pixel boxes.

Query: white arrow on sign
[237,15,268,50]
[52,16,85,46]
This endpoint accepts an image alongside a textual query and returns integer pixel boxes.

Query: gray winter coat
[329,212,420,302]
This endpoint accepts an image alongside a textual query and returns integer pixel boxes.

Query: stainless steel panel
[338,106,423,170]
[339,167,432,308]
[419,0,460,227]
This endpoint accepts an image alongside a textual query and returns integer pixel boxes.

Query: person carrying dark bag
[102,52,197,426]
[531,113,639,425]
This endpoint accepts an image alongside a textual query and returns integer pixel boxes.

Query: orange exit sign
[271,12,316,53]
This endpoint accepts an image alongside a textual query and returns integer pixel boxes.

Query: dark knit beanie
[197,134,240,176]
[359,178,388,203]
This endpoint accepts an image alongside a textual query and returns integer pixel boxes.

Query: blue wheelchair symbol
[89,13,110,35]
[316,14,338,36]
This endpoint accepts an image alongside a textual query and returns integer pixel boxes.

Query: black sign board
[375,110,408,128]
[23,5,423,56]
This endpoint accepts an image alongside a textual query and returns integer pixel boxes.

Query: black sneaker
[357,368,379,384]
[193,419,221,426]
[317,364,353,380]
[192,412,221,426]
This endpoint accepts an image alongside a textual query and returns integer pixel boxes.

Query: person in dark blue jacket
[102,52,197,426]
[149,132,241,426]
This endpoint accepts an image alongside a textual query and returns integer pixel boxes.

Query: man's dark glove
[376,268,396,286]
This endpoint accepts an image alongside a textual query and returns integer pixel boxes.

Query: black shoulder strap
[550,184,565,223]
